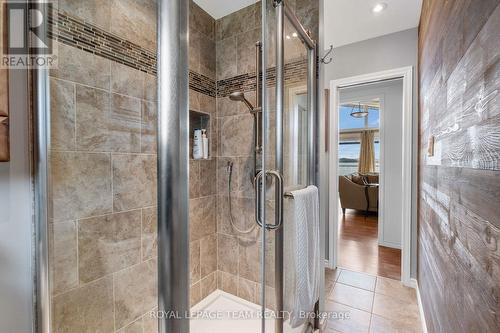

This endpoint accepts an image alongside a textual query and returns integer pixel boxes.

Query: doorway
[328,67,414,286]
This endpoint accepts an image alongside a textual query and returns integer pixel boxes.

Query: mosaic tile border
[216,58,308,97]
[48,10,217,97]
[48,10,308,99]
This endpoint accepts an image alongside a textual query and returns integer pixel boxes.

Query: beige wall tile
[110,0,157,51]
[236,28,261,75]
[199,159,216,197]
[59,0,111,31]
[217,233,238,275]
[190,281,202,307]
[189,1,215,40]
[199,37,216,79]
[219,114,254,157]
[217,196,257,237]
[216,4,260,41]
[216,37,237,80]
[199,94,216,115]
[50,78,75,151]
[50,42,110,90]
[51,152,112,221]
[189,160,201,198]
[114,259,158,330]
[189,196,216,241]
[140,101,157,154]
[52,276,114,333]
[218,271,238,296]
[200,234,217,277]
[201,272,217,299]
[239,238,259,282]
[113,154,157,211]
[238,277,257,304]
[78,210,141,283]
[143,311,159,333]
[190,240,201,285]
[117,317,143,333]
[50,221,78,295]
[142,207,157,260]
[111,62,156,101]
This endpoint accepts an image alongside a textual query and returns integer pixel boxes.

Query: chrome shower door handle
[255,170,264,228]
[264,170,284,230]
[254,169,284,230]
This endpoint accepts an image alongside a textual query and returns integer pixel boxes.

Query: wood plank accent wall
[418,0,500,332]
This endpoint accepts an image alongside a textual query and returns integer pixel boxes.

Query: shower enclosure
[34,0,318,332]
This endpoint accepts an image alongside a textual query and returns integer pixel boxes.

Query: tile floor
[324,268,422,333]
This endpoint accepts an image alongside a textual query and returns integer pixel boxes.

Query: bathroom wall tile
[114,259,158,330]
[49,221,78,295]
[237,28,261,75]
[238,277,257,304]
[51,152,112,221]
[218,271,238,295]
[189,196,216,241]
[217,196,257,238]
[189,30,201,73]
[142,207,158,260]
[200,234,217,277]
[52,276,114,333]
[59,0,111,31]
[217,96,243,117]
[76,87,142,153]
[190,240,201,284]
[237,155,255,197]
[50,78,75,151]
[110,0,157,51]
[190,160,201,198]
[216,37,237,80]
[143,311,159,333]
[201,272,217,299]
[190,0,215,40]
[111,62,156,101]
[217,233,239,275]
[295,0,319,40]
[216,4,259,41]
[216,157,239,195]
[50,42,110,90]
[113,154,157,211]
[189,89,200,111]
[199,37,216,80]
[199,93,216,114]
[117,318,143,333]
[78,210,141,283]
[199,159,217,196]
[211,117,219,158]
[141,101,157,153]
[239,238,259,282]
[190,281,202,307]
[220,114,254,156]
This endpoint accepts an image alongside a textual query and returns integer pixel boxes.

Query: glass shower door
[259,0,317,332]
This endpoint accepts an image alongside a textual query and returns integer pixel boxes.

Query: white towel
[284,185,320,328]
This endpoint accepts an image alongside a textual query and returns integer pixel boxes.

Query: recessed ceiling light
[286,35,291,39]
[292,32,298,38]
[372,3,387,13]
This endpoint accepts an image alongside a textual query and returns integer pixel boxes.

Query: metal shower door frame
[260,1,317,332]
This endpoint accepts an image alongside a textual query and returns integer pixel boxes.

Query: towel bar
[284,185,308,198]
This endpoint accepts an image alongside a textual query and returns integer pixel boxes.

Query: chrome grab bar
[254,169,284,230]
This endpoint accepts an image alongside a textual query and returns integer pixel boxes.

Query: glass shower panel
[46,2,159,332]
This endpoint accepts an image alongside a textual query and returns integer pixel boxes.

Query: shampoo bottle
[202,129,209,159]
[193,129,202,160]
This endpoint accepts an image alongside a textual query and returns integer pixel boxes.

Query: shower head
[229,91,254,111]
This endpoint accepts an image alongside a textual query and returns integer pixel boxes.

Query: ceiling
[324,0,422,49]
[194,0,423,48]
[194,0,258,19]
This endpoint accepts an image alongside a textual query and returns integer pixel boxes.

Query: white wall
[0,69,34,333]
[339,79,404,247]
[322,28,418,277]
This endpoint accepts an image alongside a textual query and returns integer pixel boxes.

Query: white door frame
[326,66,413,287]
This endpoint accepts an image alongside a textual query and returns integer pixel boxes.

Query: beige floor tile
[325,279,335,295]
[329,282,374,312]
[372,293,420,323]
[338,270,376,291]
[369,314,422,333]
[325,301,371,333]
[375,277,417,303]
[326,268,341,282]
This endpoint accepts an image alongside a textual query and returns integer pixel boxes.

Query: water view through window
[339,104,380,175]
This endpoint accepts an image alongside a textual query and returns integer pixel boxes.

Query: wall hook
[320,44,334,64]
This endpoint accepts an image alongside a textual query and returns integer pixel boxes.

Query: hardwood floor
[338,209,401,280]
